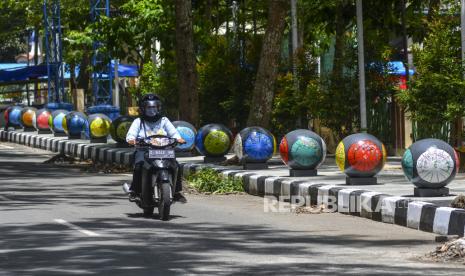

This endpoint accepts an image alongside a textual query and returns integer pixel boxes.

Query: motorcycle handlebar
[134,135,181,149]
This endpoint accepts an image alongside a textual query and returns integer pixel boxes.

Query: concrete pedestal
[68,134,81,140]
[38,129,52,134]
[54,132,67,137]
[90,137,108,143]
[23,127,35,132]
[243,162,268,170]
[346,176,377,185]
[290,169,317,177]
[204,156,226,163]
[414,187,449,197]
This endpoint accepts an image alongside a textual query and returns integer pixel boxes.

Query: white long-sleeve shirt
[126,117,181,142]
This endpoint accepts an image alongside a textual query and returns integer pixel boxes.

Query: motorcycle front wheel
[158,182,172,221]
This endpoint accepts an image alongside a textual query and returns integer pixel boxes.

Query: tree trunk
[175,0,199,125]
[70,63,77,109]
[77,53,91,95]
[246,0,289,128]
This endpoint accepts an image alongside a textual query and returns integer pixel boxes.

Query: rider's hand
[177,138,186,144]
[128,139,136,145]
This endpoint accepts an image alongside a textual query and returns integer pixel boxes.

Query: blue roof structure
[0,64,50,82]
[0,62,139,84]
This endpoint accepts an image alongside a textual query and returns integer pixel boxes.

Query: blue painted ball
[63,111,87,137]
[49,110,69,133]
[172,121,196,152]
[233,127,276,163]
[8,106,23,127]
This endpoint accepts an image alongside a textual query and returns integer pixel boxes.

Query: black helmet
[139,94,162,122]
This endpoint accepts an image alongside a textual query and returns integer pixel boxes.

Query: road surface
[0,142,463,275]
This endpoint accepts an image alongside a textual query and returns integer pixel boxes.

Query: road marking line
[54,219,100,237]
[0,144,14,149]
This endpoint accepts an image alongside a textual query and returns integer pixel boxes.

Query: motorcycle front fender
[155,169,172,185]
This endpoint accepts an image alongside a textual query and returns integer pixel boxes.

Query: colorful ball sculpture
[48,109,69,134]
[335,133,386,177]
[279,129,326,169]
[0,108,5,127]
[3,106,12,125]
[110,116,134,144]
[20,107,37,128]
[195,123,233,156]
[63,111,88,137]
[402,138,458,189]
[233,127,276,163]
[172,121,197,151]
[8,106,23,127]
[33,109,52,131]
[87,113,111,139]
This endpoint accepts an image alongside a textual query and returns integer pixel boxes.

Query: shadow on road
[0,216,462,276]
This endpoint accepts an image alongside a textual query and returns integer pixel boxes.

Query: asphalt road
[0,142,463,275]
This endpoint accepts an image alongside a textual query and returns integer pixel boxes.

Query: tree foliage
[397,2,465,140]
[1,0,463,146]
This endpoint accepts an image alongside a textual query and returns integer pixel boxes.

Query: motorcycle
[127,134,181,220]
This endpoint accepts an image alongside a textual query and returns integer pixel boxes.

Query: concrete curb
[179,162,465,237]
[0,130,134,166]
[2,129,464,237]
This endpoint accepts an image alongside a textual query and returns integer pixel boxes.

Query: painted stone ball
[172,121,197,152]
[280,129,327,170]
[34,108,52,131]
[335,133,386,177]
[0,109,5,127]
[233,127,276,163]
[195,123,233,157]
[87,113,112,139]
[48,109,69,133]
[63,111,87,137]
[402,138,458,189]
[3,106,12,124]
[110,116,134,144]
[20,107,37,128]
[8,106,23,127]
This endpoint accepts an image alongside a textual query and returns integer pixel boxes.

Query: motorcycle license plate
[148,149,175,159]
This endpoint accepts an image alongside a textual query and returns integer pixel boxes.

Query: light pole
[460,0,465,147]
[291,0,299,90]
[356,0,367,132]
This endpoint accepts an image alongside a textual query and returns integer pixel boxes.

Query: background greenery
[1,0,464,147]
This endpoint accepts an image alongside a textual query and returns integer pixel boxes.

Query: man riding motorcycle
[123,93,187,203]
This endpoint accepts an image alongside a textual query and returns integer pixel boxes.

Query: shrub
[186,168,244,194]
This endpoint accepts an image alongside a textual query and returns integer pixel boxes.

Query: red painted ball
[347,140,382,172]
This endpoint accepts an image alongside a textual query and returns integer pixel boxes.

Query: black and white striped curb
[180,163,465,237]
[3,129,465,237]
[0,130,135,166]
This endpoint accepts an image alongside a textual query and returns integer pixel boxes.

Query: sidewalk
[2,129,465,238]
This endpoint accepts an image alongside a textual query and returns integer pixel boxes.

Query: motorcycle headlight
[153,159,165,167]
